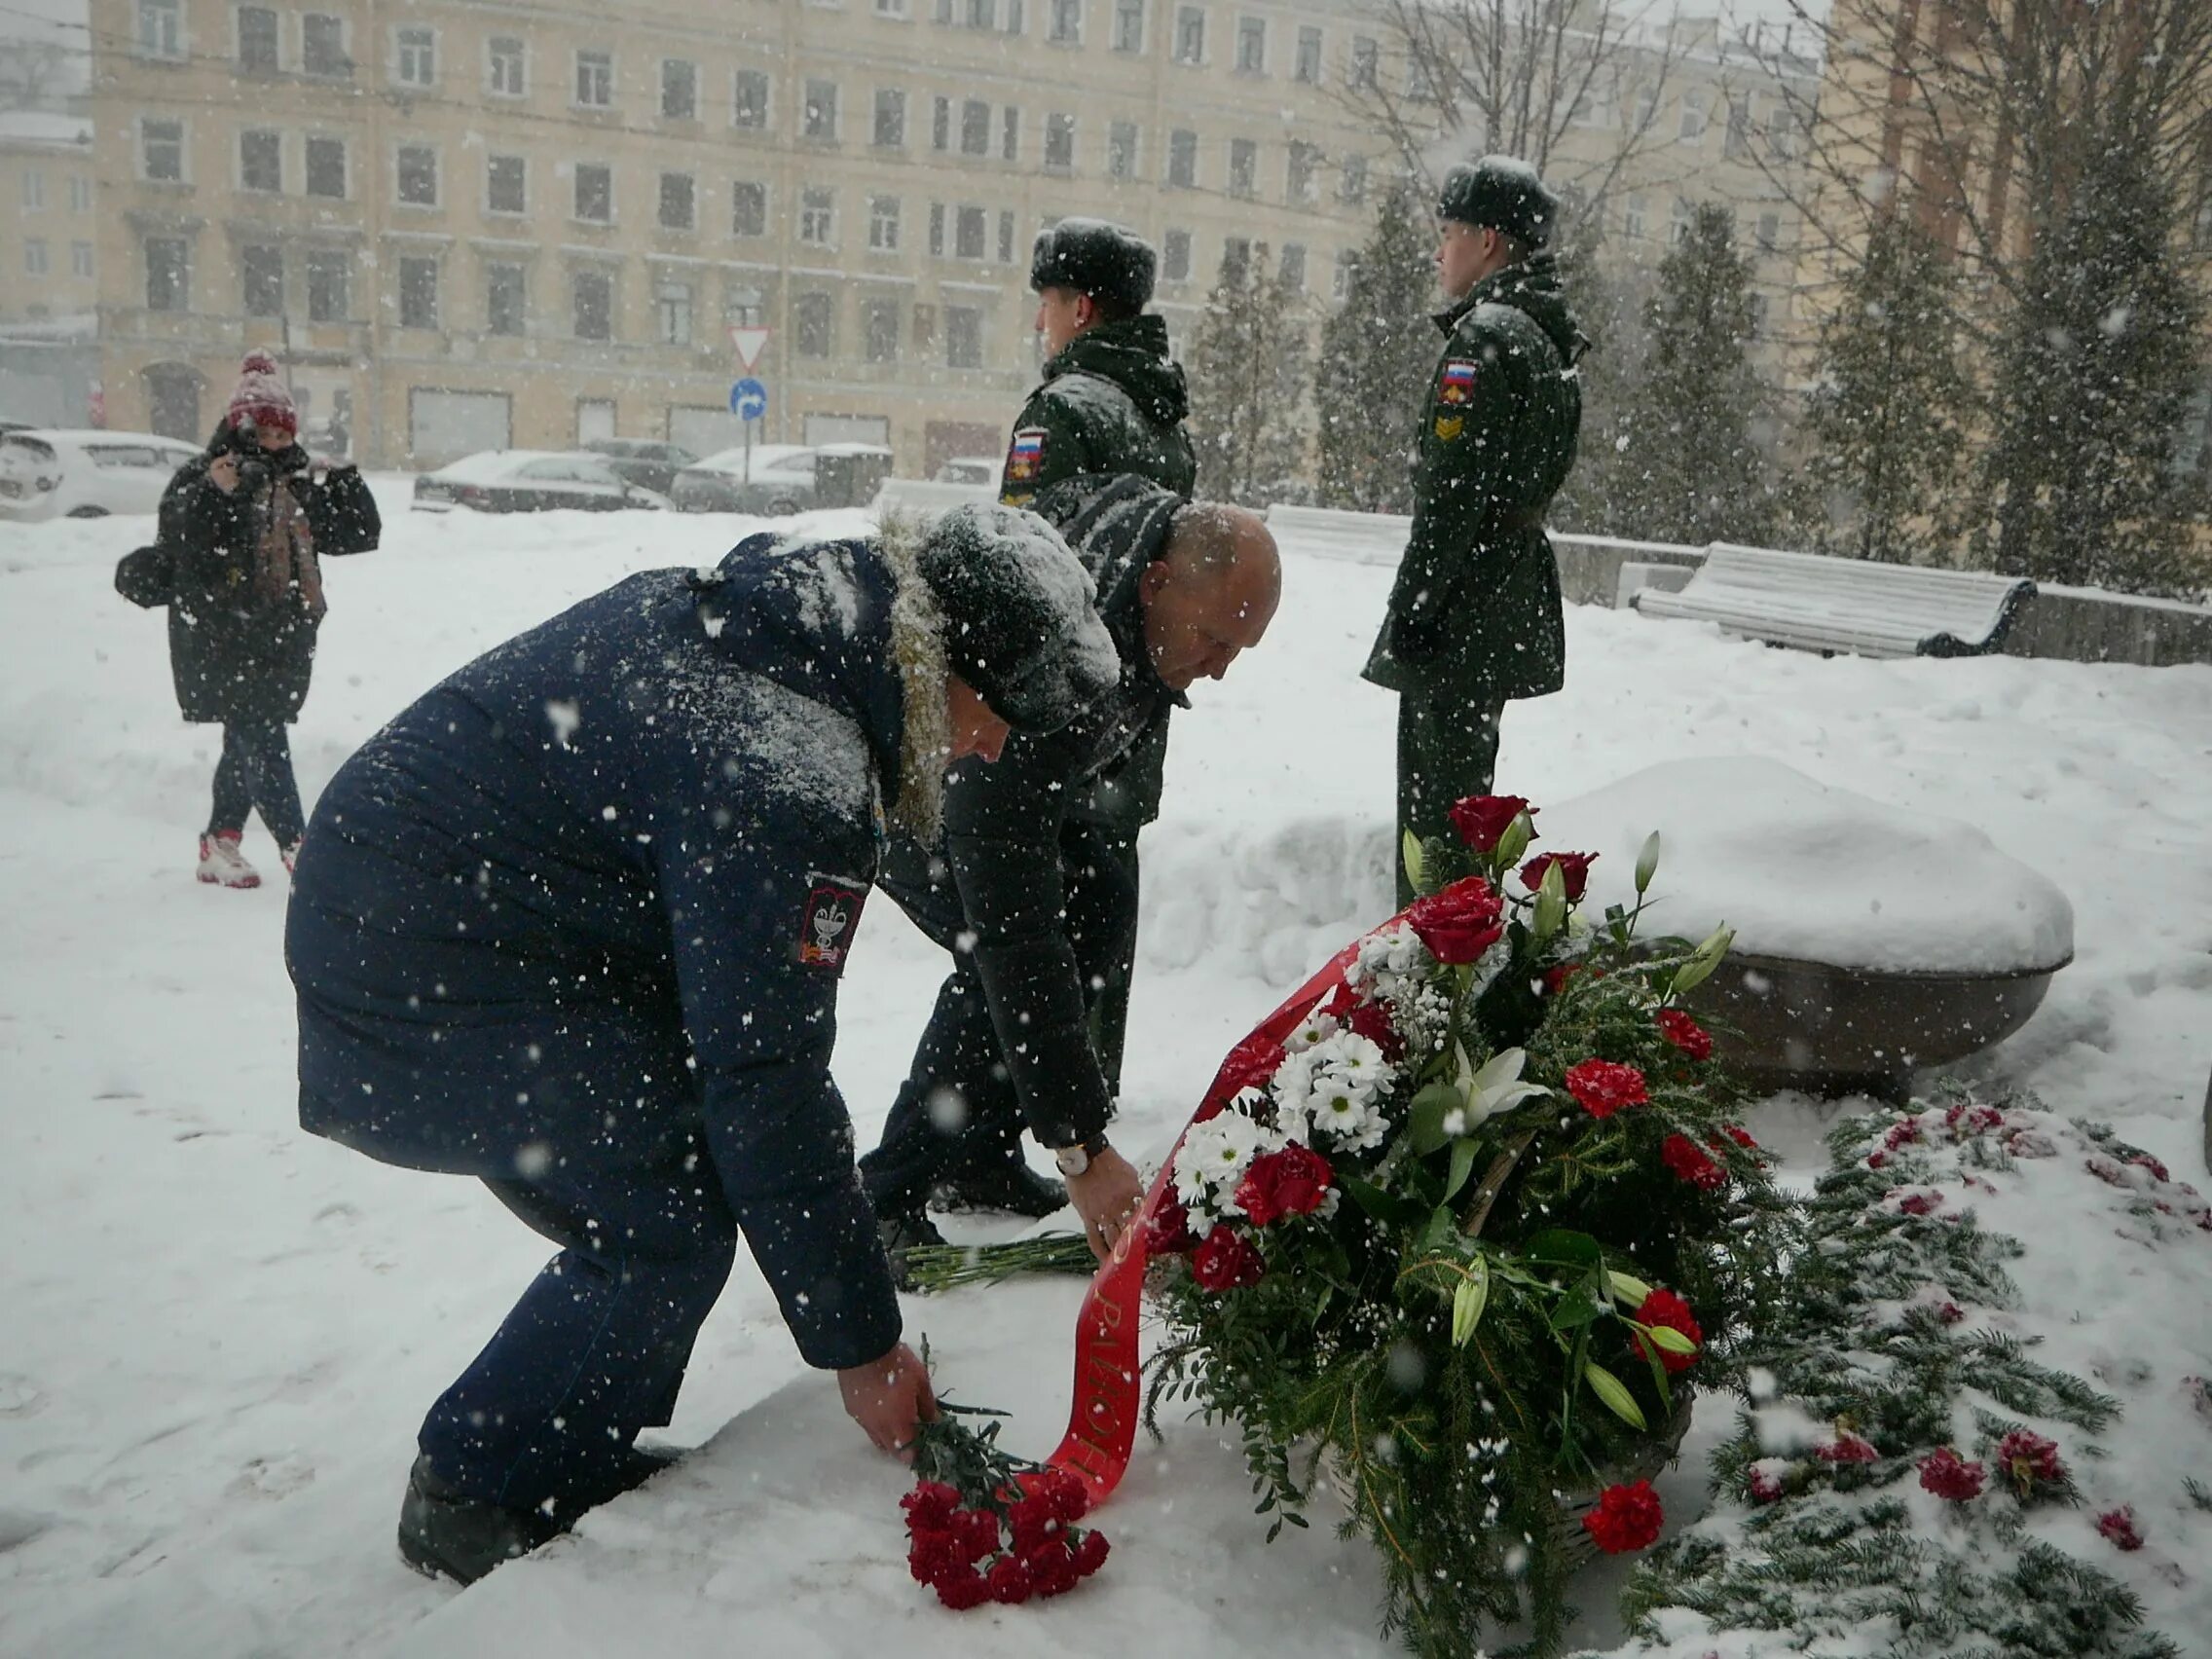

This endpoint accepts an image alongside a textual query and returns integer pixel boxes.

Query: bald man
[865,476,1281,1271]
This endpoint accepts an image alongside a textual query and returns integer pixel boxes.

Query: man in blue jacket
[285,504,1120,1584]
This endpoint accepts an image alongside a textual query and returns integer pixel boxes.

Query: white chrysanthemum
[1348,923,1433,1004]
[1283,1007,1341,1053]
[1311,1031,1390,1101]
[1270,1046,1323,1113]
[1175,1110,1264,1207]
[1306,1073,1391,1153]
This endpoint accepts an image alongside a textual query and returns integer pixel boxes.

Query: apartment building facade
[1,110,100,327]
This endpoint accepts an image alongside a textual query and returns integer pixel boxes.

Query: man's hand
[836,1341,939,1462]
[1064,1144,1145,1262]
[207,455,240,494]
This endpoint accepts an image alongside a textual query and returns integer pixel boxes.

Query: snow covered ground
[1,497,2207,1657]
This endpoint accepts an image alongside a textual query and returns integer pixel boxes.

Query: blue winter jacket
[286,532,907,1371]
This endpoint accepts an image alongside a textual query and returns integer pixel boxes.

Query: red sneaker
[197,831,262,889]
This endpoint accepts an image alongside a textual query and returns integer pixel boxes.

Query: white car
[0,428,204,522]
[412,450,673,514]
[933,456,1005,489]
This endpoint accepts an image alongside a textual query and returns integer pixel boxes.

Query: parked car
[669,444,821,514]
[0,427,203,522]
[582,437,700,496]
[933,456,1004,488]
[411,451,672,514]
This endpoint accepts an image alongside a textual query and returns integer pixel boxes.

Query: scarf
[253,474,324,620]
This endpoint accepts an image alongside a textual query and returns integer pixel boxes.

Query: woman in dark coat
[162,352,372,888]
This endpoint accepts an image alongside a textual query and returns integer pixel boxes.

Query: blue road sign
[730,377,769,422]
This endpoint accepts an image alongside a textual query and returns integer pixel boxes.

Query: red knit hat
[227,350,297,438]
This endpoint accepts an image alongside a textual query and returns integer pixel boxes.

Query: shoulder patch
[795,870,868,971]
[1005,427,1049,484]
[1437,359,1481,406]
[1433,415,1465,442]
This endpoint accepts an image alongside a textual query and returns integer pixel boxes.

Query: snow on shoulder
[1537,756,2076,976]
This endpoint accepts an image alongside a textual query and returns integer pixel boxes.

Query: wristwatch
[1052,1132,1111,1178]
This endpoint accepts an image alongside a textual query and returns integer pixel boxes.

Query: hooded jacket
[999,314,1198,508]
[1363,252,1588,705]
[286,531,940,1371]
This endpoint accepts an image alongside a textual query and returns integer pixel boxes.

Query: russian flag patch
[1438,359,1480,405]
[1006,427,1048,482]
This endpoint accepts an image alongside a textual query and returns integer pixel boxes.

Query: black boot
[396,1446,683,1584]
[930,1161,1069,1219]
[878,1206,947,1292]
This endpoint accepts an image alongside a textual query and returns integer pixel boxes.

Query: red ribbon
[1045,939,1367,1503]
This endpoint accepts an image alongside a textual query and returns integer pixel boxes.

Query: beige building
[0,109,100,327]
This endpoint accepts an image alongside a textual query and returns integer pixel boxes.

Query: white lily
[1453,1044,1550,1129]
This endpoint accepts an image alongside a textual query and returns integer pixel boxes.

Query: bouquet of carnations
[902,1400,1110,1610]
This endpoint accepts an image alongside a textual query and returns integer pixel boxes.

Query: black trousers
[208,719,306,846]
[1395,690,1504,908]
[862,819,1139,1215]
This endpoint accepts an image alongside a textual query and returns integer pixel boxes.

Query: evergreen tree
[1803,211,1970,564]
[1980,140,2207,597]
[1186,241,1314,506]
[1610,204,1780,545]
[1546,190,1651,537]
[1312,182,1437,514]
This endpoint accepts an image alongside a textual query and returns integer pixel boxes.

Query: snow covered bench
[1635,543,2035,658]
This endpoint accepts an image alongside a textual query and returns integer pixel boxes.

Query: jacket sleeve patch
[1432,415,1465,442]
[795,871,869,970]
[1004,427,1050,484]
[1437,359,1481,406]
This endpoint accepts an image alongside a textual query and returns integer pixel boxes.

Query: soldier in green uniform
[1363,158,1589,906]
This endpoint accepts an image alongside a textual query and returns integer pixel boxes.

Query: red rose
[1565,1059,1648,1119]
[933,1565,992,1609]
[1323,981,1405,1059]
[1213,1034,1286,1102]
[1917,1448,1985,1502]
[901,1481,959,1533]
[1404,875,1506,964]
[1580,1480,1664,1554]
[1520,850,1597,902]
[1817,1432,1879,1465]
[1145,1190,1198,1255]
[1995,1429,2063,1493]
[1190,1225,1267,1291]
[1656,1009,1714,1060]
[1662,1132,1726,1193]
[2096,1506,2145,1552]
[1072,1528,1112,1578]
[985,1554,1034,1604]
[1234,1143,1335,1229]
[1449,794,1533,853]
[1631,1287,1703,1374]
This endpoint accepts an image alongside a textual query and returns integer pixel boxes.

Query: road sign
[728,326,771,371]
[730,377,769,422]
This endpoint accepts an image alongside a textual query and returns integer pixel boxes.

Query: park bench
[1635,542,2036,658]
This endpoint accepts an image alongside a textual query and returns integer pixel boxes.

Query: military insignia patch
[796,870,868,970]
[1438,359,1480,406]
[1005,428,1048,483]
[1434,415,1465,441]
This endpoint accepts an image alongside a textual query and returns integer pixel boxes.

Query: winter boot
[196,831,261,889]
[878,1206,948,1292]
[931,1160,1069,1220]
[396,1456,561,1584]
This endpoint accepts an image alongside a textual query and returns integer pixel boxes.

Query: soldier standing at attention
[1362,158,1589,906]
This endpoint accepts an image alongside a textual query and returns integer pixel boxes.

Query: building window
[575,50,613,108]
[1222,235,1250,280]
[141,119,184,183]
[1755,210,1780,252]
[1050,0,1081,42]
[1002,106,1020,161]
[999,208,1014,262]
[931,96,951,151]
[1174,5,1203,62]
[22,239,49,276]
[306,136,346,198]
[240,129,281,193]
[398,256,438,328]
[1724,97,1751,160]
[1623,194,1647,240]
[574,164,612,223]
[305,248,348,319]
[242,245,285,315]
[488,36,525,95]
[656,279,693,345]
[866,298,899,361]
[1235,14,1264,72]
[928,202,945,255]
[658,171,695,231]
[137,0,181,58]
[793,290,831,356]
[1279,242,1305,290]
[945,305,982,368]
[662,58,697,120]
[1678,89,1708,142]
[20,170,43,209]
[734,70,770,129]
[68,174,91,211]
[1287,140,1318,203]
[1332,246,1354,299]
[1108,121,1138,178]
[487,155,526,214]
[950,99,985,157]
[1161,227,1191,281]
[1113,0,1143,51]
[395,26,434,87]
[1294,24,1320,83]
[238,5,277,71]
[302,14,348,76]
[874,88,906,148]
[396,144,438,206]
[876,0,910,15]
[869,194,901,249]
[804,80,838,140]
[71,240,93,277]
[1045,112,1075,169]
[1349,34,1376,88]
[955,203,986,258]
[487,261,526,334]
[1228,137,1256,197]
[573,270,612,339]
[1167,128,1197,188]
[1339,153,1368,203]
[144,236,187,310]
[799,186,835,245]
[731,180,767,237]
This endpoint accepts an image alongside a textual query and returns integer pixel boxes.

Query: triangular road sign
[729,326,771,371]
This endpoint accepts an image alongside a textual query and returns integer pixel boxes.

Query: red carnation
[1034,1468,1089,1526]
[1631,1287,1703,1374]
[907,1527,966,1586]
[1145,1190,1198,1255]
[1007,1492,1058,1556]
[2096,1506,2145,1552]
[1656,1009,1714,1060]
[1404,875,1507,964]
[1235,1143,1335,1229]
[1073,1528,1111,1577]
[1748,1463,1788,1503]
[1323,981,1405,1059]
[1898,1191,1943,1217]
[1565,1059,1648,1120]
[1520,850,1598,903]
[1580,1480,1665,1554]
[1542,963,1583,997]
[902,1481,959,1532]
[951,1505,1002,1564]
[1918,1448,1985,1502]
[1190,1225,1267,1292]
[1024,1538,1082,1598]
[933,1565,992,1609]
[1449,794,1533,853]
[1817,1432,1879,1465]
[1720,1124,1759,1152]
[1662,1132,1727,1192]
[1996,1429,2064,1494]
[985,1554,1034,1604]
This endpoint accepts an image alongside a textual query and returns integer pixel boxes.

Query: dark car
[412,450,672,513]
[582,438,700,496]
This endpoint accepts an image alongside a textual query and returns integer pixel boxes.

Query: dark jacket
[285,533,913,1371]
[998,314,1198,509]
[882,475,1185,1148]
[1363,253,1586,705]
